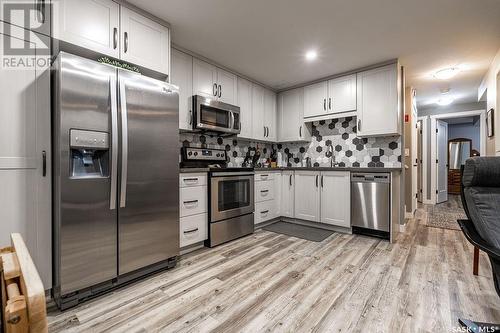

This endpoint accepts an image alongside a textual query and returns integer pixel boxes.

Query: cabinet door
[252,84,265,140]
[273,173,282,218]
[171,49,193,130]
[0,0,51,36]
[237,77,253,139]
[278,88,310,142]
[303,81,328,118]
[0,26,51,288]
[53,0,120,58]
[264,89,277,141]
[327,74,356,114]
[120,6,170,74]
[216,69,237,104]
[357,64,399,136]
[281,171,294,218]
[193,58,217,98]
[320,172,350,227]
[294,171,320,222]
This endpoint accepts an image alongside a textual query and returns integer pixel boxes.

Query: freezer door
[54,52,119,295]
[117,69,179,275]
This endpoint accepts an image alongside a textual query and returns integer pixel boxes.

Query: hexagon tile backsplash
[179,116,402,168]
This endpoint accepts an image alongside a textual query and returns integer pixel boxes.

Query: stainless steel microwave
[192,95,241,135]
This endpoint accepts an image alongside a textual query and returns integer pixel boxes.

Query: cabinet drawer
[255,180,275,203]
[255,200,276,224]
[255,172,274,182]
[180,213,207,247]
[180,186,207,217]
[180,173,207,187]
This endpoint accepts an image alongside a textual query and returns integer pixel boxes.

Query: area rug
[263,222,334,242]
[425,195,467,231]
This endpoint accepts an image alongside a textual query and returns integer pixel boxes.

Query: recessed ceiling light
[305,50,317,61]
[433,67,460,80]
[437,95,454,106]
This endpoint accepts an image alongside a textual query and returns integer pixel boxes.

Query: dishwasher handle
[351,173,390,183]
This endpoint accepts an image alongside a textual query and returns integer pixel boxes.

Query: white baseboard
[405,211,415,219]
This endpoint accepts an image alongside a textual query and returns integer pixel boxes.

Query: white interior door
[417,120,423,203]
[411,106,418,211]
[436,120,448,203]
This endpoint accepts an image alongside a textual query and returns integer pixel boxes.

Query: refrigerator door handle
[110,76,119,210]
[119,80,128,208]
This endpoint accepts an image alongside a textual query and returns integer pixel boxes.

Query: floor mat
[426,195,466,231]
[263,222,334,242]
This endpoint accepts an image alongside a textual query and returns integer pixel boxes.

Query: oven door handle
[211,172,254,177]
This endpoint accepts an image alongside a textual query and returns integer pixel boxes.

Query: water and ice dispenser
[69,129,110,178]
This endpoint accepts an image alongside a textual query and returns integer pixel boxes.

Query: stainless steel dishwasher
[351,173,390,239]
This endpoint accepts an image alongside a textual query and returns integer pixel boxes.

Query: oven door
[210,172,254,222]
[194,96,241,134]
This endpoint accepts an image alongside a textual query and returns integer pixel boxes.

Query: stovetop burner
[180,147,254,172]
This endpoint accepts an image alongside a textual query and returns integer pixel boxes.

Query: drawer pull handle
[183,178,199,182]
[260,190,269,193]
[183,200,199,205]
[261,174,268,178]
[261,210,269,214]
[183,228,199,234]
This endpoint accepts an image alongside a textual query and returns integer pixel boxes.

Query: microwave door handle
[119,79,128,208]
[229,112,235,130]
[110,76,118,210]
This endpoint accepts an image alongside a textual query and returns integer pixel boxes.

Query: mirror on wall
[448,138,472,170]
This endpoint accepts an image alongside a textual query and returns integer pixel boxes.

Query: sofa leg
[473,246,479,276]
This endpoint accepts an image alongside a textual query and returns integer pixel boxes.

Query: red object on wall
[405,114,409,123]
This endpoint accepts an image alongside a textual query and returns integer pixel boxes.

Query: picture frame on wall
[487,108,494,137]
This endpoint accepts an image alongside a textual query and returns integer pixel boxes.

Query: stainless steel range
[181,147,254,247]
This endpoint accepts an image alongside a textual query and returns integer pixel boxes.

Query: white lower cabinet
[320,171,351,228]
[180,214,208,248]
[294,171,320,222]
[254,171,280,225]
[274,173,282,218]
[179,173,208,247]
[281,171,295,218]
[255,200,275,225]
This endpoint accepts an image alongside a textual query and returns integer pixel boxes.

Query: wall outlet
[405,148,410,157]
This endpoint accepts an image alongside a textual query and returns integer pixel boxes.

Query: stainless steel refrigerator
[52,52,179,309]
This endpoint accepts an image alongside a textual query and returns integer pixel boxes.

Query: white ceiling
[129,0,500,108]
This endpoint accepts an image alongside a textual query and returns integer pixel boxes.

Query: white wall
[478,47,500,155]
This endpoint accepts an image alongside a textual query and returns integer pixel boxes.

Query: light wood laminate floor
[47,206,500,332]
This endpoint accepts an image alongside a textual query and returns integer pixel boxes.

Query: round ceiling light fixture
[305,50,318,61]
[433,67,461,80]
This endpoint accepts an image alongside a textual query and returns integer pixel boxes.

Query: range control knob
[188,151,192,156]
[194,152,198,156]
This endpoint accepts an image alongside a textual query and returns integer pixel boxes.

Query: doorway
[417,120,423,203]
[429,110,486,204]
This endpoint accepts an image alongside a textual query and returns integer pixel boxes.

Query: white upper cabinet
[171,49,193,131]
[193,59,237,104]
[320,171,350,228]
[216,69,237,104]
[328,74,357,114]
[0,0,51,36]
[304,81,328,118]
[53,0,170,75]
[303,74,356,120]
[120,6,170,74]
[252,84,265,141]
[53,0,120,58]
[237,78,253,139]
[278,88,311,142]
[294,171,320,222]
[264,89,277,142]
[193,58,217,98]
[281,171,294,218]
[357,64,400,137]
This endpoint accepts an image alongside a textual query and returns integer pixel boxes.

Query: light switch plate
[405,148,410,157]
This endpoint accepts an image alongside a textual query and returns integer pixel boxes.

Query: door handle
[329,98,332,110]
[113,28,118,49]
[213,83,217,96]
[42,151,46,177]
[289,174,292,186]
[323,99,326,111]
[110,76,119,210]
[189,110,193,125]
[358,119,361,132]
[321,175,323,188]
[264,126,266,137]
[218,84,222,98]
[316,175,319,187]
[299,126,302,138]
[124,32,129,53]
[119,80,129,208]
